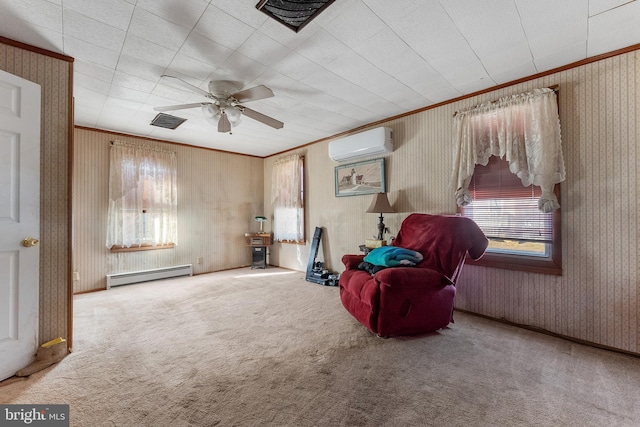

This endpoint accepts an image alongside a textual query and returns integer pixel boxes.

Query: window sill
[109,243,175,253]
[277,240,305,245]
[466,252,562,276]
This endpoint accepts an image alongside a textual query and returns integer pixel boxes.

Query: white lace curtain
[106,142,178,248]
[451,87,566,212]
[271,154,304,242]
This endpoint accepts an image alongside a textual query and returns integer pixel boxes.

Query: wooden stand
[245,233,273,269]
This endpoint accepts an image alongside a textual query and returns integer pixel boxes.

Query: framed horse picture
[335,158,386,197]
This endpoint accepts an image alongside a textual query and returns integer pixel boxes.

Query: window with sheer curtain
[106,142,178,250]
[451,88,564,274]
[272,154,304,243]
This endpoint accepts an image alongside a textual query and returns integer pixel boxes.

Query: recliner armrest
[342,254,365,270]
[374,267,448,289]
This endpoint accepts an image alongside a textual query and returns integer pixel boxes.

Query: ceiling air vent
[256,0,336,33]
[150,113,187,130]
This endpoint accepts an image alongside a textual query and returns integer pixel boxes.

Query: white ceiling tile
[75,73,111,96]
[441,0,526,58]
[109,85,150,103]
[112,70,158,93]
[443,61,494,93]
[488,61,538,86]
[63,36,121,68]
[236,32,291,67]
[121,34,177,68]
[63,0,134,30]
[354,27,433,77]
[0,19,63,53]
[589,0,634,16]
[295,29,351,66]
[103,95,145,111]
[0,0,62,31]
[63,9,126,52]
[75,60,116,83]
[179,32,234,68]
[257,19,323,51]
[128,7,190,51]
[166,54,217,81]
[116,55,167,82]
[194,5,256,51]
[73,107,101,127]
[588,0,640,56]
[136,0,208,28]
[481,41,535,80]
[1,0,639,156]
[517,0,588,59]
[214,52,268,84]
[533,42,586,73]
[213,0,269,29]
[270,51,323,82]
[323,1,386,48]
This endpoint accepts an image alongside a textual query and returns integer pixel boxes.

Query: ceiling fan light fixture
[226,106,242,125]
[202,104,221,125]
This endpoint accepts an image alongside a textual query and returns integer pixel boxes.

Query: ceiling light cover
[226,106,242,125]
[202,104,221,125]
[256,0,336,33]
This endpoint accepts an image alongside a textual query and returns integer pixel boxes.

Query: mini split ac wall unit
[328,127,393,162]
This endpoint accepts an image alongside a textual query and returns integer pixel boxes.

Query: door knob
[22,237,40,247]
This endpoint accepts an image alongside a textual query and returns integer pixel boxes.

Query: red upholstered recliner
[339,213,488,337]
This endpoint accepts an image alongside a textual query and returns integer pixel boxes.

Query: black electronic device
[305,227,339,286]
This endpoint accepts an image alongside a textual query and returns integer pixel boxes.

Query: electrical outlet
[197,257,203,264]
[73,271,80,281]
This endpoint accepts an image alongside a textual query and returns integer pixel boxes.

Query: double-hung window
[272,154,304,243]
[452,88,564,275]
[106,142,178,251]
[460,156,561,274]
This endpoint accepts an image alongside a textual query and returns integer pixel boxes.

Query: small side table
[245,233,274,269]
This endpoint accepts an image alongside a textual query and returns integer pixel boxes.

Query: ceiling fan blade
[154,102,206,112]
[218,112,231,133]
[241,106,284,129]
[160,75,210,97]
[232,85,274,103]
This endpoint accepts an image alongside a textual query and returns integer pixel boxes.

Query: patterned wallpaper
[72,128,265,293]
[266,49,639,355]
[0,40,72,346]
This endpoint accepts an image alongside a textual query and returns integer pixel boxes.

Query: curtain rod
[453,85,559,117]
[110,140,175,154]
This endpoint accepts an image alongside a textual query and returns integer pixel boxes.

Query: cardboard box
[365,239,387,248]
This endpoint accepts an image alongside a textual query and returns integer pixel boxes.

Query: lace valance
[451,88,566,213]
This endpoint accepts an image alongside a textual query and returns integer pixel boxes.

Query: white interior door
[0,69,41,381]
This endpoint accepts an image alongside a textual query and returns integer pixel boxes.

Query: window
[451,87,564,275]
[272,154,304,243]
[106,142,177,251]
[460,156,561,275]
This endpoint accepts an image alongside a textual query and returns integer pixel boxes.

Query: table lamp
[255,216,267,232]
[366,193,394,241]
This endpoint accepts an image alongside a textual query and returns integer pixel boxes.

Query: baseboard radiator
[106,264,193,289]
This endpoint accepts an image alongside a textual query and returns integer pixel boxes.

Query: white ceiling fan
[154,75,284,133]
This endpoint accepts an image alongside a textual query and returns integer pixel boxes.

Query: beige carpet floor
[2,267,640,426]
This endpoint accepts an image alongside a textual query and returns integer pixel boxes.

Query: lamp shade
[366,192,394,213]
[202,104,221,125]
[225,106,242,125]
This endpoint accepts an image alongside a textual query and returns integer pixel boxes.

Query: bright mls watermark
[1,405,69,426]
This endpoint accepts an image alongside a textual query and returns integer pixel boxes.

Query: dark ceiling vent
[150,113,187,130]
[256,0,336,33]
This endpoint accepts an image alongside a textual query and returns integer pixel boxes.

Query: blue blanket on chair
[364,246,423,267]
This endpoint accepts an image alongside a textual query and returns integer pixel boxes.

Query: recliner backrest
[392,214,488,280]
